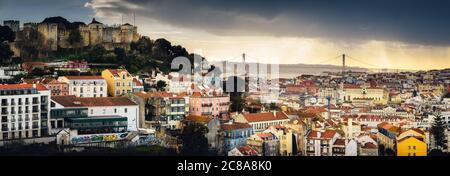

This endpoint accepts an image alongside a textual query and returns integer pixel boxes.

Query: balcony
[32,125,39,129]
[18,110,23,114]
[32,116,39,121]
[25,101,30,105]
[25,110,30,113]
[1,102,9,106]
[11,127,16,131]
[32,101,39,105]
[201,103,213,107]
[11,102,16,105]
[11,111,16,114]
[1,111,8,114]
[1,127,8,131]
[18,117,23,122]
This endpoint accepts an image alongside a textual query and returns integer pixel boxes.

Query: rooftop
[62,76,105,80]
[243,112,289,123]
[51,96,137,107]
[0,84,48,91]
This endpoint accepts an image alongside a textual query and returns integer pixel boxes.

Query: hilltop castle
[5,17,140,57]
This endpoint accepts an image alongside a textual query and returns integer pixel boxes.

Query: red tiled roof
[333,139,346,146]
[0,84,48,91]
[132,78,143,86]
[221,122,252,130]
[51,96,137,107]
[237,146,258,156]
[256,133,274,139]
[307,130,337,139]
[63,76,104,80]
[362,142,377,149]
[185,115,212,124]
[106,69,130,77]
[322,130,337,139]
[243,112,289,123]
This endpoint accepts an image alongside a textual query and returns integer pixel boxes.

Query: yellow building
[396,128,427,156]
[102,69,133,96]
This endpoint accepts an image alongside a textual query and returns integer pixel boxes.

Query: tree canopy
[0,25,15,42]
[181,123,209,156]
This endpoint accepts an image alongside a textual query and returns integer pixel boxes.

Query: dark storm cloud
[86,0,450,46]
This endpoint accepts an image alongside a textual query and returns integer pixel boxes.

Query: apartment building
[58,76,107,98]
[0,84,50,141]
[131,92,188,129]
[305,130,341,156]
[51,96,139,131]
[189,91,230,119]
[102,69,135,96]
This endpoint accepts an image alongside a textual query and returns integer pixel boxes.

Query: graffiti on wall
[70,133,129,144]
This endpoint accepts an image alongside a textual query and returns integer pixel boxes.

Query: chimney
[272,110,277,117]
[32,84,36,88]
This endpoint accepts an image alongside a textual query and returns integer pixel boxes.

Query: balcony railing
[1,111,8,114]
[32,116,39,120]
[32,125,39,129]
[1,102,9,106]
[1,127,8,131]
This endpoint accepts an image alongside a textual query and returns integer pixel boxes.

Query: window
[90,109,93,114]
[125,108,128,113]
[114,109,117,113]
[413,146,416,150]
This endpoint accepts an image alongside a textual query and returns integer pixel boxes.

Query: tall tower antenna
[121,14,124,25]
[342,54,346,75]
[133,12,136,26]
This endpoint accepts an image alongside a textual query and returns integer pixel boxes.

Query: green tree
[0,42,14,65]
[68,28,82,47]
[0,25,15,42]
[181,123,209,156]
[431,115,447,151]
[156,80,167,91]
[131,36,153,55]
[87,45,107,63]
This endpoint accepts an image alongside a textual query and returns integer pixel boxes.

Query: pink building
[23,78,69,96]
[189,91,230,119]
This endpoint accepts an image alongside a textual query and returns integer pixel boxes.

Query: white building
[58,76,107,98]
[234,111,290,133]
[51,96,139,131]
[0,84,51,141]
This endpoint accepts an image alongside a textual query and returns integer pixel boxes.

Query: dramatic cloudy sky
[1,0,450,70]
